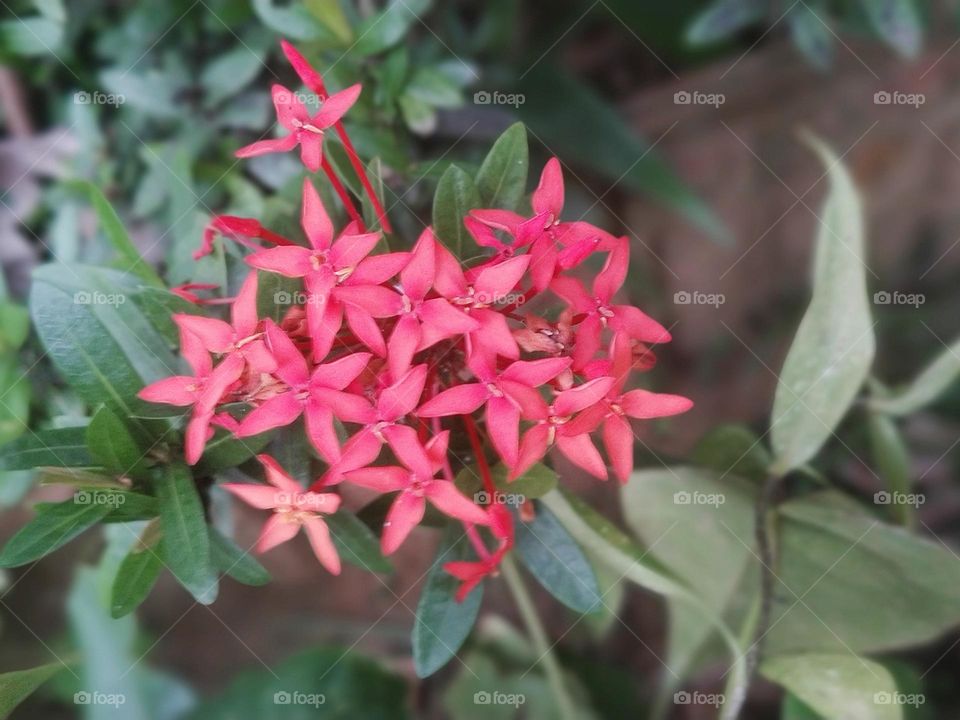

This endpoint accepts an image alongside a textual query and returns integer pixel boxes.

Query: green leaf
[432,165,480,258]
[398,93,437,136]
[29,265,176,440]
[405,67,462,109]
[0,661,68,719]
[761,654,902,720]
[0,16,63,56]
[788,2,834,70]
[354,0,432,56]
[475,122,529,211]
[869,337,960,415]
[517,65,730,245]
[69,181,164,287]
[86,406,148,477]
[686,0,766,45]
[867,413,912,525]
[859,0,922,58]
[327,511,392,574]
[455,462,557,500]
[196,429,271,474]
[189,647,409,719]
[413,524,483,678]
[0,500,110,567]
[155,463,217,604]
[201,44,267,107]
[101,491,160,523]
[251,0,323,41]
[783,694,826,720]
[770,135,875,474]
[209,528,270,586]
[0,426,93,470]
[515,502,602,613]
[111,542,163,618]
[305,0,353,44]
[691,424,771,482]
[0,303,29,352]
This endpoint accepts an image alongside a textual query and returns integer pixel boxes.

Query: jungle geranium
[138,39,691,596]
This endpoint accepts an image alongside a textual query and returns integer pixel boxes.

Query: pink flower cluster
[140,42,692,594]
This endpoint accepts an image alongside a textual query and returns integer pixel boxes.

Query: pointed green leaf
[475,122,529,210]
[111,544,163,618]
[0,661,68,719]
[515,502,601,613]
[692,424,772,482]
[0,500,110,567]
[209,528,271,586]
[686,0,766,45]
[327,511,393,574]
[86,406,148,477]
[869,336,960,415]
[432,165,480,258]
[770,136,875,473]
[155,463,217,604]
[859,0,922,58]
[0,426,93,470]
[788,2,834,70]
[413,525,482,678]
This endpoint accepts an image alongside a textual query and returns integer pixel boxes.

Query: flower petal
[417,383,487,417]
[304,400,341,463]
[473,254,530,301]
[342,303,386,357]
[383,424,431,479]
[601,414,633,483]
[314,83,362,127]
[426,482,489,525]
[554,376,615,417]
[557,431,609,481]
[256,514,300,554]
[331,232,382,270]
[264,319,309,387]
[378,364,428,421]
[174,315,234,354]
[610,305,671,344]
[235,134,298,159]
[400,229,436,301]
[138,376,197,406]
[221,482,281,509]
[237,393,303,437]
[271,84,310,130]
[531,157,564,218]
[257,454,304,493]
[302,178,334,250]
[386,314,421,381]
[302,516,342,574]
[246,246,313,277]
[381,490,425,555]
[348,252,409,286]
[486,396,520,468]
[620,389,693,419]
[501,357,572,387]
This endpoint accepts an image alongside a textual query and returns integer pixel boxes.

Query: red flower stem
[320,155,365,229]
[464,523,491,561]
[332,123,393,234]
[462,414,496,496]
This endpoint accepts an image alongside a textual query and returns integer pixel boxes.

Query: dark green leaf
[196,429,272,474]
[692,424,771,482]
[867,413,912,526]
[111,543,163,618]
[0,661,68,719]
[101,491,160,523]
[155,463,217,604]
[515,502,602,613]
[354,0,432,56]
[405,67,462,109]
[0,303,29,352]
[201,44,267,107]
[432,165,480,257]
[0,426,93,470]
[788,3,834,70]
[859,0,922,58]
[869,336,960,415]
[686,0,766,45]
[86,406,148,477]
[327,511,392,574]
[0,500,109,567]
[209,528,271,586]
[475,122,529,211]
[413,524,482,678]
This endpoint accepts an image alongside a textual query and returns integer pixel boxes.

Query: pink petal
[549,276,594,313]
[513,424,551,480]
[334,285,403,318]
[417,299,479,350]
[593,237,629,302]
[387,314,421,381]
[232,271,261,338]
[426,482,489,525]
[302,516,341,574]
[256,514,300,554]
[304,401,340,463]
[179,327,212,376]
[501,357,572,387]
[246,246,312,277]
[468,309,518,362]
[264,319,309,387]
[257,454,304,493]
[185,412,214,465]
[417,383,487,417]
[348,252,409,286]
[557,432,609,481]
[528,234,558,292]
[314,83,362,127]
[531,157,564,218]
[470,209,525,234]
[280,40,325,95]
[572,314,602,370]
[473,254,530,302]
[331,232,382,270]
[343,303,386,356]
[486,396,520,468]
[554,377,615,417]
[299,134,323,172]
[425,430,450,470]
[197,353,245,413]
[610,306,671,344]
[237,393,303,437]
[333,429,384,475]
[221,482,281,509]
[378,364,428,421]
[500,380,548,419]
[344,466,409,491]
[431,241,468,299]
[235,134,298,159]
[382,490,426,555]
[301,178,334,250]
[138,376,197,406]
[464,215,506,250]
[311,389,374,424]
[312,352,371,389]
[400,229,436,301]
[271,84,310,130]
[174,315,234,354]
[241,338,278,375]
[602,414,634,483]
[620,389,693,419]
[382,424,432,479]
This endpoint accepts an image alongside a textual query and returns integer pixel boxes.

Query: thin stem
[320,155,365,228]
[500,556,578,720]
[462,414,495,495]
[332,123,393,233]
